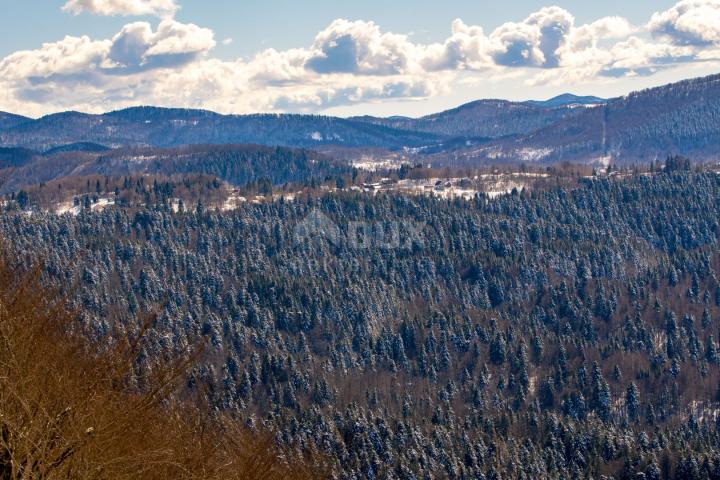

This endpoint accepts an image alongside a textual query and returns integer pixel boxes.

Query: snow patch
[352,158,408,172]
[517,148,553,162]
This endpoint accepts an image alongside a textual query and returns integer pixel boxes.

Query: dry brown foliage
[0,251,324,480]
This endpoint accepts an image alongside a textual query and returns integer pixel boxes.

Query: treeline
[3,171,720,478]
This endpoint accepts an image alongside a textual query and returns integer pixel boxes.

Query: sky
[1,0,719,118]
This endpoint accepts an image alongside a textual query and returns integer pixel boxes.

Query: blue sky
[1,0,719,117]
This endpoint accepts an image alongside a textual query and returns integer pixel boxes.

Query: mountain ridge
[0,108,442,152]
[0,112,32,130]
[1,73,719,165]
[448,72,720,165]
[525,93,607,108]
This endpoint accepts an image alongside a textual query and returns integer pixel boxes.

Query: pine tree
[626,383,640,422]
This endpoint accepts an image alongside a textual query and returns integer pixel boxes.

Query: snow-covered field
[376,173,545,200]
[92,198,115,211]
[54,197,115,215]
[33,171,549,216]
[352,157,409,172]
[55,202,81,216]
[222,191,247,211]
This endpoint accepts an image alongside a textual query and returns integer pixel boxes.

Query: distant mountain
[0,100,603,153]
[524,93,606,108]
[444,73,720,165]
[350,99,592,138]
[1,73,719,167]
[0,107,440,152]
[0,112,31,130]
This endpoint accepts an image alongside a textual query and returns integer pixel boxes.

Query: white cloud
[564,16,634,53]
[0,19,214,84]
[305,19,418,75]
[487,7,574,68]
[649,0,720,46]
[521,2,720,86]
[3,0,720,116]
[271,75,447,111]
[0,36,112,81]
[0,18,445,116]
[610,37,696,73]
[247,48,310,85]
[0,19,218,115]
[107,20,214,70]
[421,19,491,71]
[62,0,179,18]
[144,20,215,57]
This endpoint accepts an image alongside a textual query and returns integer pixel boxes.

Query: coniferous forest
[5,0,720,477]
[3,170,720,478]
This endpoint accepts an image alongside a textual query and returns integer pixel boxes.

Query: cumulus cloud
[421,19,490,71]
[487,7,574,67]
[0,36,112,82]
[247,48,310,85]
[600,36,696,77]
[648,0,720,46]
[523,2,720,86]
[524,6,575,67]
[0,19,214,85]
[0,19,218,115]
[3,0,720,116]
[0,17,444,116]
[109,19,216,71]
[564,16,634,53]
[62,0,179,18]
[305,19,417,75]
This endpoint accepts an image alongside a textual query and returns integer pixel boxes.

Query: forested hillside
[4,171,720,478]
[0,147,37,169]
[0,108,440,152]
[0,144,349,193]
[350,98,595,139]
[0,112,30,130]
[457,74,720,165]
